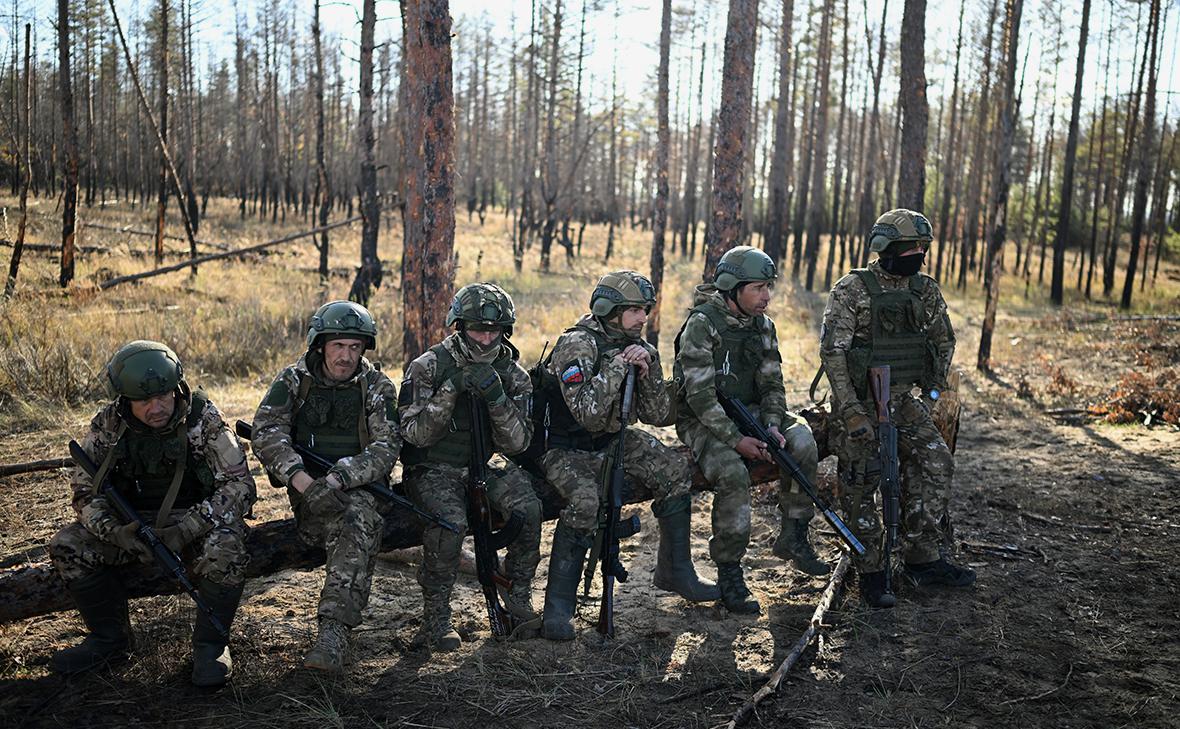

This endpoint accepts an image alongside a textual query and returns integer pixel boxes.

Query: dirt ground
[2,292,1178,729]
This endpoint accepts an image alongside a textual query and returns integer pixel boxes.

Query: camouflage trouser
[50,509,250,586]
[836,395,952,572]
[678,413,818,565]
[291,487,383,628]
[403,458,542,594]
[538,429,691,539]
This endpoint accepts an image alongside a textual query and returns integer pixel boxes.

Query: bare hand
[766,425,787,449]
[617,344,652,379]
[736,436,771,462]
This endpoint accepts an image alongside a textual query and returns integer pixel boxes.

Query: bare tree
[765,0,795,264]
[58,0,81,287]
[1049,0,1091,305]
[803,0,834,290]
[648,0,672,348]
[4,24,30,298]
[350,0,382,304]
[1121,0,1161,309]
[312,0,330,281]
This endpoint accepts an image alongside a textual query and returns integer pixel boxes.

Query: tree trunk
[1049,0,1091,305]
[400,0,456,367]
[766,0,795,265]
[702,0,760,281]
[538,0,563,272]
[155,0,169,265]
[978,0,1024,371]
[58,0,80,288]
[1120,0,1161,309]
[935,2,966,282]
[856,0,889,266]
[350,0,382,305]
[824,0,850,290]
[957,0,1000,289]
[896,0,928,210]
[312,0,331,281]
[3,23,30,298]
[804,0,834,290]
[647,0,672,349]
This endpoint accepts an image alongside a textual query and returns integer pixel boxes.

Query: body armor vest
[400,344,515,467]
[109,393,215,512]
[291,374,368,478]
[536,324,624,453]
[846,268,937,398]
[673,304,770,406]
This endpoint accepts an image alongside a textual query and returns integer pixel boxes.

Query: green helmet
[589,270,657,318]
[713,246,777,291]
[447,282,517,334]
[306,300,377,350]
[869,208,934,253]
[105,340,184,400]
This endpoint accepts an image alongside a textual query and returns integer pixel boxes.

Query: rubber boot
[51,570,132,674]
[190,578,244,687]
[652,496,721,602]
[413,585,461,652]
[304,617,351,673]
[715,562,760,615]
[772,517,831,576]
[858,571,897,609]
[540,523,589,641]
[903,558,976,588]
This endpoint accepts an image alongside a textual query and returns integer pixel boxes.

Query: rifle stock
[68,440,228,639]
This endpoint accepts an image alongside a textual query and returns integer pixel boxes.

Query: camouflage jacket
[70,396,256,542]
[547,314,674,434]
[399,332,533,456]
[674,284,788,448]
[820,259,956,419]
[252,352,401,489]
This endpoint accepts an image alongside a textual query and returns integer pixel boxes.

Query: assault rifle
[718,392,867,557]
[234,420,460,534]
[467,395,526,637]
[868,366,900,597]
[68,440,229,639]
[583,365,642,638]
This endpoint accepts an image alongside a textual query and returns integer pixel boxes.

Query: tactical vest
[108,392,216,513]
[846,268,937,398]
[534,324,623,453]
[673,303,772,406]
[400,344,516,467]
[290,372,369,478]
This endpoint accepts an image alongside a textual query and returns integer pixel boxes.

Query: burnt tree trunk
[896,0,928,210]
[155,0,169,265]
[312,0,331,281]
[703,0,760,281]
[647,0,672,349]
[400,0,456,367]
[4,24,30,299]
[350,0,383,305]
[58,0,80,288]
[1049,0,1091,305]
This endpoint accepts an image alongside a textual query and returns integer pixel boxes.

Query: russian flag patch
[560,363,584,385]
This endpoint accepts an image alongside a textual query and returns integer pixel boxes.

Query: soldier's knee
[422,524,464,567]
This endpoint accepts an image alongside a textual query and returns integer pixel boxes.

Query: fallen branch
[998,663,1073,705]
[725,553,851,728]
[0,458,72,478]
[1020,511,1113,533]
[80,222,229,251]
[97,216,362,290]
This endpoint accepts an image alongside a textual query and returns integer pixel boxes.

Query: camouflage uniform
[399,330,541,644]
[252,350,399,629]
[821,208,974,606]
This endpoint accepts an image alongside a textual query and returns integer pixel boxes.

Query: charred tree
[350,0,382,304]
[312,0,330,281]
[648,0,672,348]
[58,0,81,287]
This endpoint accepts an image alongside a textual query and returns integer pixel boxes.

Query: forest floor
[1,197,1178,728]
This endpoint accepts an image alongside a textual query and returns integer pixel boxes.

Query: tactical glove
[159,511,208,553]
[303,478,352,517]
[109,521,152,561]
[464,364,507,405]
[844,413,875,447]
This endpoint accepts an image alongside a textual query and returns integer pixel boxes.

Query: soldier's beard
[459,333,502,363]
[600,316,641,341]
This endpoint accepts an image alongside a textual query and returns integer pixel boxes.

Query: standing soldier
[820,209,975,609]
[674,246,825,616]
[537,271,719,641]
[251,301,400,672]
[49,341,255,686]
[398,283,542,651]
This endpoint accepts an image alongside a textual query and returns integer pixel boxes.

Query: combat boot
[413,586,461,652]
[858,571,897,609]
[903,558,976,588]
[772,517,831,576]
[500,579,540,622]
[652,496,721,602]
[541,523,589,641]
[304,617,351,673]
[715,562,760,615]
[190,578,244,687]
[51,570,132,675]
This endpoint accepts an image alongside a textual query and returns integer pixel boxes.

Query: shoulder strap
[357,375,370,449]
[852,268,884,296]
[429,343,456,389]
[295,370,312,411]
[90,420,129,500]
[186,389,209,428]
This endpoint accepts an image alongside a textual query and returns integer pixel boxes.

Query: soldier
[251,301,400,671]
[49,341,255,686]
[398,283,542,651]
[674,247,825,616]
[820,208,975,609]
[537,271,719,641]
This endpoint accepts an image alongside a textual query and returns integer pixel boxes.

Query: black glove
[302,478,352,517]
[464,364,507,405]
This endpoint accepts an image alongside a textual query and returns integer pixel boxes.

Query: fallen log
[0,454,780,624]
[0,458,72,478]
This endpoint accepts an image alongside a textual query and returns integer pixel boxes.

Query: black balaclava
[880,250,926,277]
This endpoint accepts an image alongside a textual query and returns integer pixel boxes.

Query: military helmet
[447,282,517,334]
[869,208,934,253]
[306,300,377,350]
[589,270,657,318]
[713,246,777,291]
[105,340,184,400]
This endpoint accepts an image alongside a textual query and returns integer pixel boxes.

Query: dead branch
[725,553,851,728]
[0,458,72,478]
[80,222,229,251]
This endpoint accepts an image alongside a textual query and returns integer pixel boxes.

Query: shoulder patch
[560,362,585,385]
[398,380,414,406]
[262,379,291,407]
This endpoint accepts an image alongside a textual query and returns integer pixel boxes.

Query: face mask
[880,251,925,277]
[459,331,502,363]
